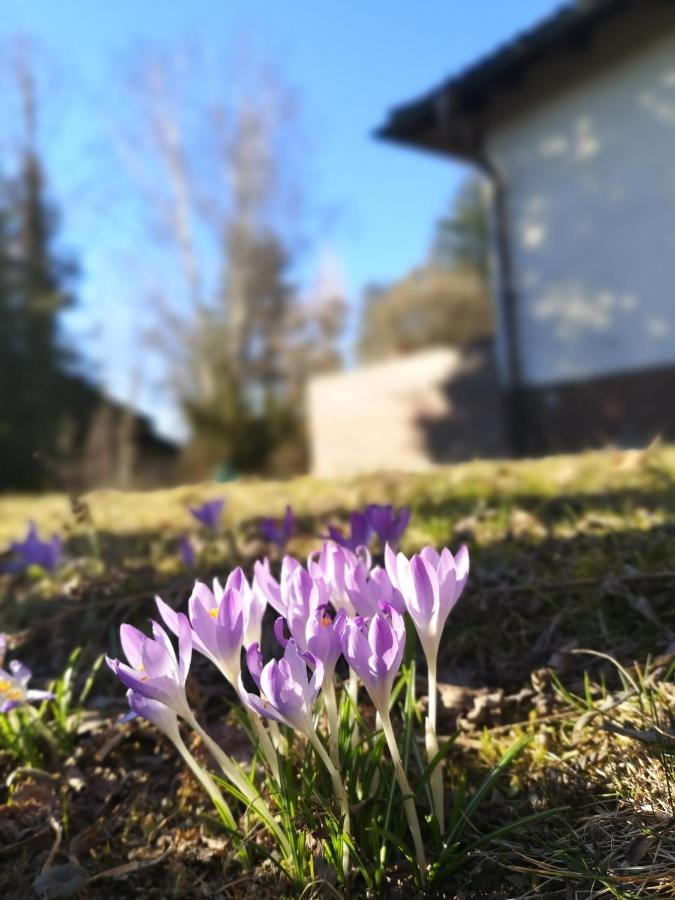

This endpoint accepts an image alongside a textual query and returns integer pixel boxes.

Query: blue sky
[0,0,559,438]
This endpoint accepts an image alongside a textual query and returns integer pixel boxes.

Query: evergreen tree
[0,65,78,489]
[358,176,493,363]
[431,177,490,279]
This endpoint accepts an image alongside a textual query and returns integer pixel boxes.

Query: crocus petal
[189,582,217,619]
[409,556,439,622]
[26,689,55,703]
[384,543,401,590]
[9,660,32,684]
[274,616,289,648]
[455,545,470,594]
[177,613,193,684]
[420,546,441,568]
[155,596,181,636]
[253,559,286,616]
[282,640,310,693]
[238,677,287,726]
[306,652,324,699]
[246,643,264,688]
[127,690,179,738]
[120,624,146,670]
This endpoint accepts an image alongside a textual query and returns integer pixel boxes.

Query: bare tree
[112,43,336,474]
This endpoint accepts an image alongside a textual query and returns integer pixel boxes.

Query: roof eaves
[377,0,626,153]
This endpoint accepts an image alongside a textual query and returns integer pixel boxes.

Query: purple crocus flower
[106,616,193,719]
[243,635,352,873]
[110,617,283,845]
[341,606,406,713]
[384,544,469,668]
[345,563,405,618]
[124,688,179,734]
[5,522,62,572]
[366,504,411,550]
[156,570,265,687]
[385,542,469,834]
[341,605,426,872]
[239,639,323,738]
[308,541,362,615]
[0,634,54,713]
[252,555,302,617]
[214,568,266,649]
[274,576,345,681]
[326,510,372,553]
[179,535,196,568]
[260,505,295,551]
[283,569,331,641]
[189,499,225,531]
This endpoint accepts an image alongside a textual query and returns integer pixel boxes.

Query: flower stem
[379,708,427,881]
[322,681,340,768]
[249,712,281,782]
[308,730,351,880]
[426,656,444,831]
[172,731,236,830]
[347,668,359,733]
[185,712,292,858]
[267,719,287,755]
[428,657,437,732]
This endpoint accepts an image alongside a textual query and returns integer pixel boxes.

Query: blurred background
[0,0,672,492]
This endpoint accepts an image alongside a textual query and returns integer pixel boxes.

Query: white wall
[487,33,675,387]
[307,346,504,477]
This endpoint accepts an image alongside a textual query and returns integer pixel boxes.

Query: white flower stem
[425,655,444,831]
[171,731,237,830]
[427,657,437,732]
[308,729,351,880]
[379,708,427,880]
[249,712,281,782]
[185,712,292,858]
[322,681,340,768]
[267,719,287,755]
[347,669,359,749]
[220,665,283,781]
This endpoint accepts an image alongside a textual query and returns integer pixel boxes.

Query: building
[60,375,180,490]
[379,0,675,454]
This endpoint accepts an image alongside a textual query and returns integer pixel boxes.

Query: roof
[377,0,630,160]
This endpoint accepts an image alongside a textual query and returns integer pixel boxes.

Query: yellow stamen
[135,664,149,682]
[0,680,23,702]
[210,607,218,618]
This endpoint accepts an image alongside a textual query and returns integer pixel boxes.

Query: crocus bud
[341,605,406,714]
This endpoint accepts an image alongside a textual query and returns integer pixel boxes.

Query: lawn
[1,443,675,898]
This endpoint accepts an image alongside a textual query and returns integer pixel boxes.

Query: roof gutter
[472,147,529,454]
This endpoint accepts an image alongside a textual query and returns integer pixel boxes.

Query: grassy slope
[2,443,675,897]
[2,443,674,544]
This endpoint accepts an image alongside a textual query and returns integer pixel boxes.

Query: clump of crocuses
[108,518,468,885]
[326,503,410,552]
